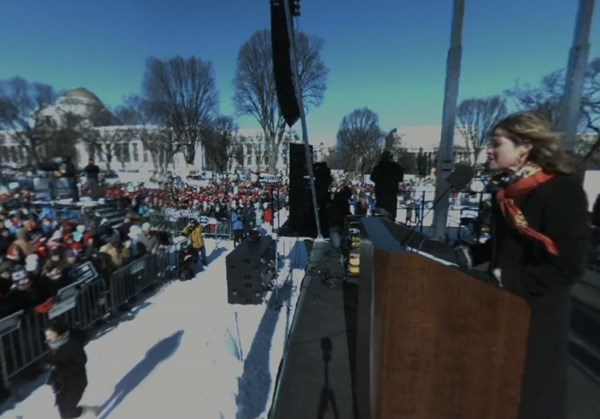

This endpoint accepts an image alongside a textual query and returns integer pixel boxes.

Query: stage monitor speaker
[226,236,275,304]
[271,0,300,127]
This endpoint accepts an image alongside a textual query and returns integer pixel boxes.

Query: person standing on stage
[83,158,100,200]
[61,156,79,203]
[455,112,590,419]
[45,320,101,418]
[370,151,404,221]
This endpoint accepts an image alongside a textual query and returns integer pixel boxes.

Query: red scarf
[496,171,559,256]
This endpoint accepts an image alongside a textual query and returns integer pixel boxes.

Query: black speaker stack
[288,143,317,236]
[226,236,276,305]
[271,0,300,127]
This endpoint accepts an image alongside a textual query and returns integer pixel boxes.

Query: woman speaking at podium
[456,112,590,419]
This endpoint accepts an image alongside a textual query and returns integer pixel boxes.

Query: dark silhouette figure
[317,337,339,419]
[83,158,101,200]
[99,330,184,418]
[45,320,99,418]
[370,151,403,221]
[62,156,79,202]
[314,162,333,235]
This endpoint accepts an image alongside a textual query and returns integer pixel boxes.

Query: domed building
[0,86,277,175]
[39,87,117,128]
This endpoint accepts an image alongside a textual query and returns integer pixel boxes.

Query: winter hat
[83,231,95,243]
[141,222,151,232]
[73,231,83,243]
[76,224,86,233]
[6,244,23,261]
[50,246,63,257]
[25,254,39,272]
[128,225,142,239]
[64,248,77,259]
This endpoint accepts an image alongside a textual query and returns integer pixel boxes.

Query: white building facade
[0,88,309,176]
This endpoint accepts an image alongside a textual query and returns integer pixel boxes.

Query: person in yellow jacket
[182,219,208,267]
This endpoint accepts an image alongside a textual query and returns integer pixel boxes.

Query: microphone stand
[401,183,454,250]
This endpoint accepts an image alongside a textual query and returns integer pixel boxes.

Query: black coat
[473,174,590,419]
[48,334,88,393]
[370,160,404,196]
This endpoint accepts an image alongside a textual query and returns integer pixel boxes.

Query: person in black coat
[62,156,79,203]
[45,320,100,418]
[370,151,404,221]
[314,162,333,233]
[83,158,100,200]
[455,112,590,419]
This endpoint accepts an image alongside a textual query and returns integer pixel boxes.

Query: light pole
[432,0,465,242]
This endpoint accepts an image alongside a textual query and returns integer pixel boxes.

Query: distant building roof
[62,87,103,103]
[396,125,470,150]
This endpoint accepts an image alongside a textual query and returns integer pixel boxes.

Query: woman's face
[487,129,532,172]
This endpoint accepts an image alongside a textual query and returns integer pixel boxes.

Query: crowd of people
[0,201,174,319]
[0,173,302,320]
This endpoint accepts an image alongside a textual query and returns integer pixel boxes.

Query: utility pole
[558,0,595,153]
[432,0,465,242]
[282,0,323,239]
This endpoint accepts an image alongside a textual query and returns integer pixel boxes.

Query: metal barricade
[204,218,231,240]
[161,238,185,281]
[0,247,181,392]
[57,277,109,329]
[0,276,109,390]
[108,254,153,311]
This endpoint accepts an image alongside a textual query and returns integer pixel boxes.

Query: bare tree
[383,128,398,151]
[324,147,347,171]
[233,29,328,173]
[455,96,507,165]
[504,71,565,126]
[504,57,600,166]
[142,56,219,165]
[232,136,246,170]
[203,115,239,173]
[42,112,92,162]
[579,57,600,166]
[335,107,384,174]
[0,77,58,165]
[115,94,178,172]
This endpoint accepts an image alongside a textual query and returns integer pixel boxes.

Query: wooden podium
[355,219,531,419]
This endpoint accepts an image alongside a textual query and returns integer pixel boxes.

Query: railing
[0,242,181,392]
[150,209,232,240]
[204,218,232,240]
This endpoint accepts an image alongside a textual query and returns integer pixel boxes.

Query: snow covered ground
[1,216,310,419]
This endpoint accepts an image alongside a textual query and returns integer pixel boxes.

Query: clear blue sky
[1,0,599,145]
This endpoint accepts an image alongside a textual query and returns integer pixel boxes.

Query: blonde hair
[492,112,575,174]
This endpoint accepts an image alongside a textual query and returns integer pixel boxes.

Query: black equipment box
[226,236,276,304]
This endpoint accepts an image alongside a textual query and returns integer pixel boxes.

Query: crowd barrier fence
[151,210,232,241]
[0,242,181,392]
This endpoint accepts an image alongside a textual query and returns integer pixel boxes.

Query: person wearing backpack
[45,320,101,418]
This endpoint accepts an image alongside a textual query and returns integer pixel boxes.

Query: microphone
[400,164,474,251]
[445,163,474,191]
